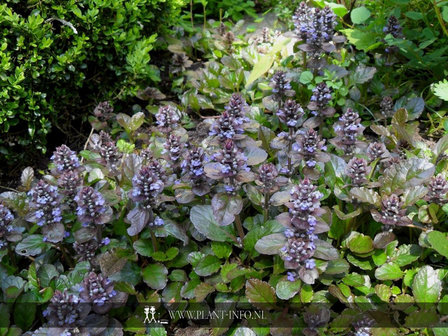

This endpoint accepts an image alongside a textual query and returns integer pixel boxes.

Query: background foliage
[0,0,185,163]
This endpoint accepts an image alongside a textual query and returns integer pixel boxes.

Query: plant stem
[150,230,158,252]
[234,215,245,243]
[287,127,293,176]
[263,191,270,222]
[302,51,307,70]
[190,0,194,31]
[59,243,75,269]
[203,3,206,31]
[433,0,448,37]
[80,127,94,164]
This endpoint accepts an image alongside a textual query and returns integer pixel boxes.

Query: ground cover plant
[1,0,448,335]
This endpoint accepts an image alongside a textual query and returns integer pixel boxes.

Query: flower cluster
[147,159,168,185]
[383,16,403,38]
[163,134,184,162]
[287,179,324,232]
[209,111,245,142]
[217,22,226,36]
[99,139,121,173]
[293,128,327,168]
[270,71,294,102]
[332,108,365,154]
[293,3,337,57]
[51,145,81,173]
[380,96,394,118]
[130,165,165,206]
[225,93,249,123]
[75,187,108,226]
[346,157,370,186]
[366,142,389,162]
[73,239,100,262]
[43,290,88,328]
[206,139,252,193]
[181,146,210,196]
[171,53,193,74]
[93,101,114,121]
[351,316,375,336]
[79,272,117,308]
[257,163,279,193]
[28,180,62,226]
[223,31,235,50]
[73,237,109,263]
[425,174,448,204]
[0,204,14,249]
[281,231,316,270]
[277,99,304,128]
[155,105,181,131]
[58,171,82,200]
[280,179,324,279]
[308,82,335,117]
[371,194,411,229]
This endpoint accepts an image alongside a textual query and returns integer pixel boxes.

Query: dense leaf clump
[0,0,185,164]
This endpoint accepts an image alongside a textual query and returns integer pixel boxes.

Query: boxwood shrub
[0,0,185,163]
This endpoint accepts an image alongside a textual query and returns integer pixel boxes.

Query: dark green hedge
[0,0,185,163]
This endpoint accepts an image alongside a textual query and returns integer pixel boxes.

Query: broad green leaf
[328,3,348,18]
[245,279,276,309]
[375,284,392,302]
[152,247,179,262]
[37,264,58,288]
[340,29,381,52]
[348,234,374,254]
[233,327,257,336]
[276,278,301,300]
[194,282,215,301]
[133,239,153,257]
[314,239,339,260]
[405,310,439,327]
[14,292,36,330]
[194,255,221,277]
[142,263,168,290]
[346,254,374,270]
[405,11,423,20]
[190,205,236,242]
[15,235,46,256]
[352,64,377,84]
[428,230,448,259]
[299,71,313,84]
[379,157,434,194]
[254,233,286,255]
[375,263,403,280]
[390,244,421,267]
[245,38,290,87]
[246,54,274,88]
[350,187,381,206]
[412,265,441,305]
[343,273,365,287]
[433,79,448,101]
[325,259,350,275]
[350,6,371,24]
[211,242,232,259]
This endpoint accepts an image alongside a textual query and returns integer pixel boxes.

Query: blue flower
[287,272,296,282]
[29,180,62,227]
[51,145,80,173]
[154,217,164,226]
[75,187,109,226]
[305,258,316,269]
